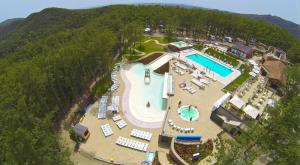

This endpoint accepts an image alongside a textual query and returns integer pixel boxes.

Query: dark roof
[232,43,253,54]
[74,123,88,136]
[262,60,287,84]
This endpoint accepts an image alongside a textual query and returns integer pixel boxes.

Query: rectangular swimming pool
[186,53,233,77]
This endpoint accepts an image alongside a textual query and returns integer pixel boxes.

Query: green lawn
[194,44,205,51]
[205,48,239,67]
[239,64,247,72]
[135,40,165,54]
[225,72,251,92]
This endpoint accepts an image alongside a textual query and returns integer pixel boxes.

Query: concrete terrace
[162,59,224,142]
[77,42,244,164]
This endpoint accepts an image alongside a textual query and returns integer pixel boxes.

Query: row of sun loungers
[109,65,120,92]
[184,86,197,94]
[174,67,185,75]
[191,78,206,89]
[130,129,152,141]
[192,71,204,79]
[112,115,121,121]
[101,124,113,137]
[115,120,127,129]
[116,136,148,152]
[107,96,119,113]
[199,79,210,85]
[175,62,188,70]
[168,120,194,133]
[111,115,127,129]
[205,74,217,81]
[98,96,108,119]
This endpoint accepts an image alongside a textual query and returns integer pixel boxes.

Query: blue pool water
[179,105,199,121]
[174,41,189,48]
[125,63,166,122]
[186,53,233,77]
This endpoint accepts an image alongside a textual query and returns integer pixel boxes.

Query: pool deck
[78,58,227,164]
[162,59,224,142]
[176,49,241,86]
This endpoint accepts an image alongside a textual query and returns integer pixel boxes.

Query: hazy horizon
[0,0,299,25]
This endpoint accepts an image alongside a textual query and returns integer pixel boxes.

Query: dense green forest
[0,5,299,164]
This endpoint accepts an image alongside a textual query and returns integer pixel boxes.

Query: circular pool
[178,105,199,121]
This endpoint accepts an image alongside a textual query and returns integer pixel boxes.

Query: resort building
[144,27,151,34]
[264,46,287,62]
[224,36,233,43]
[74,123,90,140]
[228,43,254,60]
[261,59,287,94]
[210,105,243,136]
[168,41,193,51]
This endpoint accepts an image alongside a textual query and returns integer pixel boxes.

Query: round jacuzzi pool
[178,105,199,121]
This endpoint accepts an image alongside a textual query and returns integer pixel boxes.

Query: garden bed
[194,44,205,51]
[174,139,213,164]
[225,72,251,92]
[154,62,169,74]
[205,48,239,67]
[138,52,163,64]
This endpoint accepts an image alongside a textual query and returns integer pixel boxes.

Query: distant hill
[242,14,300,39]
[140,3,300,39]
[1,3,299,40]
[0,18,24,39]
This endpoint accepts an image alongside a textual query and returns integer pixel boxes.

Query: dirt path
[130,39,167,56]
[143,39,168,46]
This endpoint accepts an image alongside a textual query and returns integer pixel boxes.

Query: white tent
[248,60,258,66]
[144,28,151,32]
[213,92,232,109]
[243,105,260,119]
[254,66,260,70]
[229,96,246,109]
[268,99,276,107]
[252,68,260,74]
[249,72,257,77]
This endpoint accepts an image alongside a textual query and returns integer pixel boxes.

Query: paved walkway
[157,148,172,165]
[148,53,173,70]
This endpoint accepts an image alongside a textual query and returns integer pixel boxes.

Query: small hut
[74,123,90,140]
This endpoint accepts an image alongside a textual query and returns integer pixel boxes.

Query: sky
[0,0,299,24]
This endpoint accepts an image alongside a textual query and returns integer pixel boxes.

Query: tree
[213,138,257,165]
[287,42,300,63]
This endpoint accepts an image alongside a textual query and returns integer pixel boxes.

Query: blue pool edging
[176,135,202,142]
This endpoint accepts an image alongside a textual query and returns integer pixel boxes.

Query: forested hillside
[0,5,299,164]
[243,14,300,39]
